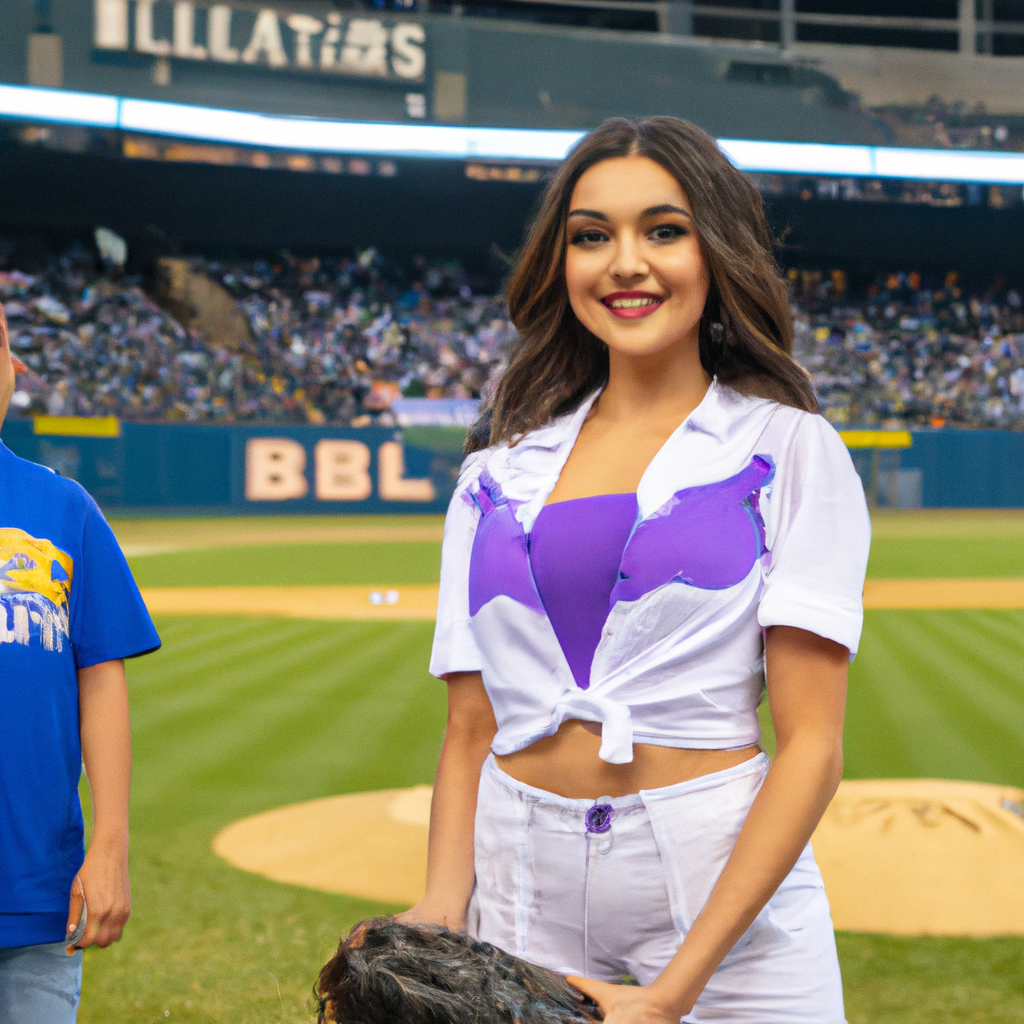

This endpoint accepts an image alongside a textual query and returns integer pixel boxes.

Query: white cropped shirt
[429,381,871,764]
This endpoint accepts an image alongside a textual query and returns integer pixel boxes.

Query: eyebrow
[644,204,692,219]
[567,204,693,220]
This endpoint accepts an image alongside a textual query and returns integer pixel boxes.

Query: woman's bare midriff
[494,719,762,799]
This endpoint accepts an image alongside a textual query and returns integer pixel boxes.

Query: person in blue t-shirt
[0,302,161,1023]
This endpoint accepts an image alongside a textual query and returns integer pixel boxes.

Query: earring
[709,321,725,347]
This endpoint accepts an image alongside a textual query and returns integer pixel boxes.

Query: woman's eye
[651,224,687,241]
[570,230,607,245]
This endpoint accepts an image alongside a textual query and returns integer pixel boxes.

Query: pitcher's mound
[213,786,433,906]
[813,778,1024,936]
[212,778,1024,936]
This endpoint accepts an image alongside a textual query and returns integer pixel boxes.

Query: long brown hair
[468,116,816,453]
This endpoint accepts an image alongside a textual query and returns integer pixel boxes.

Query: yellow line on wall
[839,430,912,449]
[33,415,121,437]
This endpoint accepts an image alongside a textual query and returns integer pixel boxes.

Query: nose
[608,231,649,283]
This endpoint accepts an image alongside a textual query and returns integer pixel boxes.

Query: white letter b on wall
[314,440,372,500]
[245,438,309,500]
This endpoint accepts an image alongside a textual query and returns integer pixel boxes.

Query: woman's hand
[394,901,464,931]
[567,977,686,1024]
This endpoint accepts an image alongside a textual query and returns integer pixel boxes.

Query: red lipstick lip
[601,291,665,319]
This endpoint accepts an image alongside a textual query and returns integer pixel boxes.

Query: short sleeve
[70,497,161,669]
[758,413,870,658]
[429,453,487,679]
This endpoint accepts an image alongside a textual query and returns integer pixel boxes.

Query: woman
[400,117,869,1024]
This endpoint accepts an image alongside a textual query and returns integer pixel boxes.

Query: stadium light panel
[118,97,584,160]
[872,146,1024,184]
[0,83,119,128]
[717,139,875,177]
[3,83,1024,184]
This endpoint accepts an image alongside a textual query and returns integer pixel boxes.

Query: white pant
[469,753,846,1024]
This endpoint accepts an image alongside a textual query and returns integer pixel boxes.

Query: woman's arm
[71,658,133,950]
[397,671,497,931]
[572,625,848,1023]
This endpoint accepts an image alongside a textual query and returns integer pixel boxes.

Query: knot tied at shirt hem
[552,694,634,764]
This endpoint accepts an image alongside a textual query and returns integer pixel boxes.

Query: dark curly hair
[316,918,602,1024]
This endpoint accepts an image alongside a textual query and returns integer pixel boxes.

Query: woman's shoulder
[769,404,850,460]
[749,403,862,501]
[449,448,495,512]
[714,383,847,458]
[456,446,493,484]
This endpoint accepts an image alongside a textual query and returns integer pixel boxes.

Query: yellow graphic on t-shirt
[0,528,74,652]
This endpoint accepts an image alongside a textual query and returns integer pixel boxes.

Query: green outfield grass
[127,542,442,588]
[76,511,1024,1023]
[868,508,1024,577]
[81,616,446,1024]
[118,508,1024,586]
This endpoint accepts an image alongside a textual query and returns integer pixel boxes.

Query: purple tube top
[529,493,638,690]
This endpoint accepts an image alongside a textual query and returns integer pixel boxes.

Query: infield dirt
[213,778,1024,937]
[140,578,1024,620]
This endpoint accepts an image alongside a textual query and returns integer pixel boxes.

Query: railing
[433,0,1024,53]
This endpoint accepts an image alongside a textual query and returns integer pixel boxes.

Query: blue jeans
[0,943,82,1024]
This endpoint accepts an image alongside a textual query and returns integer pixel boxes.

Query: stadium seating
[2,246,1022,430]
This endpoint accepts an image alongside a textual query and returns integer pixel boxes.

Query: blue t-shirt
[0,440,160,949]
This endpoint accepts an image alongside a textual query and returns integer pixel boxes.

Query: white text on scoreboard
[94,0,426,83]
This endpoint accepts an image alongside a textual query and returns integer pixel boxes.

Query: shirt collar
[509,389,601,453]
[486,381,770,528]
[486,390,600,531]
[682,379,733,443]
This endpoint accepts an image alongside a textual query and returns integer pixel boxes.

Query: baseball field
[75,509,1024,1024]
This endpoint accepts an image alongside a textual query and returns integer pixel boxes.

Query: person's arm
[68,658,133,951]
[572,625,848,1023]
[397,671,497,931]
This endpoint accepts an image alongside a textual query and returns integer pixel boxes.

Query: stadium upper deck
[2,0,1024,147]
[1,2,1023,294]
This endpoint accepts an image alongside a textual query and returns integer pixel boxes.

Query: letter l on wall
[94,0,129,49]
[378,441,436,501]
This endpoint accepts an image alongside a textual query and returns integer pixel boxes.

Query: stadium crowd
[792,268,1024,431]
[873,98,1024,154]
[2,245,514,427]
[2,245,1024,431]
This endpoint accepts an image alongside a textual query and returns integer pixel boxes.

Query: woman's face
[564,155,710,364]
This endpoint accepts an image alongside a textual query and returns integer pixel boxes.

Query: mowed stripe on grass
[127,541,442,588]
[85,510,1024,1023]
[124,515,1024,594]
[81,616,446,1024]
[846,609,1024,787]
[90,611,1024,1024]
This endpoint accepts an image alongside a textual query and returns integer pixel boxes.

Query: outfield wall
[0,419,465,514]
[2,418,1023,512]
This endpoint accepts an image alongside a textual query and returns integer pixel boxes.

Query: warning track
[141,584,439,620]
[141,578,1024,620]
